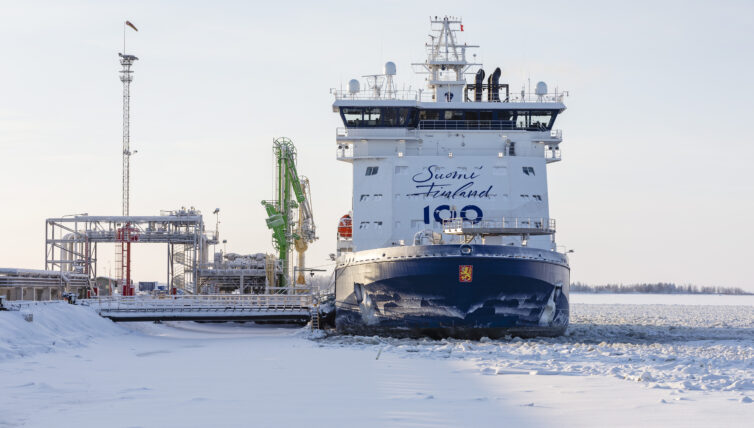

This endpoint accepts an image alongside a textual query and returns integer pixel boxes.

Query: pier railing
[82,293,314,311]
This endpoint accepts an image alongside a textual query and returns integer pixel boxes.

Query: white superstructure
[333,16,566,254]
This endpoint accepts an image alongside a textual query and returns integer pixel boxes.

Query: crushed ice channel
[317,303,754,393]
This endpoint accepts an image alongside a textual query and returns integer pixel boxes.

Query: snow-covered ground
[1,295,752,427]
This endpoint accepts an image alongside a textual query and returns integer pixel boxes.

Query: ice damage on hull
[334,245,570,339]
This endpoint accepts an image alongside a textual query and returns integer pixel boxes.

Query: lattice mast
[118,21,138,295]
[119,20,138,216]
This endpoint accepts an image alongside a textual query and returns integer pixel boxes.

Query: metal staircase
[310,305,320,330]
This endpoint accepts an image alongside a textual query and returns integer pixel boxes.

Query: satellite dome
[383,61,397,76]
[348,79,360,94]
[535,81,548,96]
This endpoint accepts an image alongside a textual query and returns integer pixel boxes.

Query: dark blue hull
[335,244,570,339]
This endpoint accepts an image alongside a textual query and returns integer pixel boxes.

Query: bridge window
[444,110,465,120]
[419,110,441,121]
[515,110,554,130]
[364,108,381,126]
[342,108,362,126]
[340,107,418,128]
[530,111,553,130]
[382,108,398,126]
[522,166,535,176]
[342,107,558,129]
[365,166,379,176]
[416,109,556,130]
[398,108,415,126]
[498,110,513,121]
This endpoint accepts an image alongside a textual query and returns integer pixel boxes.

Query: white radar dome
[535,81,548,96]
[383,61,397,76]
[348,79,360,94]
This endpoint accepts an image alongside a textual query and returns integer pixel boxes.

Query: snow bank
[0,302,126,361]
[319,303,754,393]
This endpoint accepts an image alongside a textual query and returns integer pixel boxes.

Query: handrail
[443,217,556,235]
[332,89,424,101]
[419,120,554,131]
[332,88,567,104]
[85,293,314,311]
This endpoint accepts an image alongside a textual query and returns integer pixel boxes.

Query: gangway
[81,294,313,323]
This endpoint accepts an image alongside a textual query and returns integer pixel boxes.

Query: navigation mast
[412,16,480,103]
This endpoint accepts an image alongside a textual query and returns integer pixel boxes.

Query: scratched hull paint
[335,245,570,339]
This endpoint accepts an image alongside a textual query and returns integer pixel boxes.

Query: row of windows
[342,108,417,128]
[365,165,537,177]
[341,107,558,129]
[355,193,544,202]
[359,194,384,201]
[358,221,384,230]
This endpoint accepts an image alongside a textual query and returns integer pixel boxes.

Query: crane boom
[261,137,316,290]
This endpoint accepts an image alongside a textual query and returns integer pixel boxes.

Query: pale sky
[1,0,753,290]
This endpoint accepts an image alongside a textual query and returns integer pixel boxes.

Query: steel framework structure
[45,210,216,294]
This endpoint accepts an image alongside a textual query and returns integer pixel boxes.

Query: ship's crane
[261,137,317,290]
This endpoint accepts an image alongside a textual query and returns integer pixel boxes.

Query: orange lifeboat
[338,214,353,238]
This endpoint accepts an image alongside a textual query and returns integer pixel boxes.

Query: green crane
[261,137,316,290]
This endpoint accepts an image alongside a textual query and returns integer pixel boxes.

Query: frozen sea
[1,293,752,427]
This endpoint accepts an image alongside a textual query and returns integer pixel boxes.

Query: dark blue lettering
[460,205,483,224]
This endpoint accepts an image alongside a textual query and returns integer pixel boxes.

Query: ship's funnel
[487,67,501,102]
[474,68,485,102]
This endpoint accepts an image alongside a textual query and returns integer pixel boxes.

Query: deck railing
[332,88,567,103]
[419,120,556,131]
[443,217,556,236]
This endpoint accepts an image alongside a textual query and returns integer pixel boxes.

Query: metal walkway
[81,294,313,323]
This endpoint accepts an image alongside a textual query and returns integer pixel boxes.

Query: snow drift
[0,302,126,361]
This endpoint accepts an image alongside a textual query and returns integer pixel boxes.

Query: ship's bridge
[332,100,566,132]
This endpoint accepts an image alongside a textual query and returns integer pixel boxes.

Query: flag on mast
[125,21,138,31]
[460,24,464,31]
